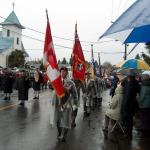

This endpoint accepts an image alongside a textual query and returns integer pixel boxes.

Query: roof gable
[0,11,25,29]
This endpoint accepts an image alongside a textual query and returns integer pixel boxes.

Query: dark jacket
[16,76,31,101]
[3,73,13,93]
[121,76,140,132]
[139,79,150,108]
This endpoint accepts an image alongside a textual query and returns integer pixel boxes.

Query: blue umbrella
[99,0,150,43]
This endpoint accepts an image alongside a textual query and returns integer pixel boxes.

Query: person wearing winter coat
[15,70,31,106]
[121,74,140,137]
[2,68,14,100]
[109,74,119,98]
[103,74,126,132]
[49,67,78,142]
[83,72,97,117]
[138,72,150,137]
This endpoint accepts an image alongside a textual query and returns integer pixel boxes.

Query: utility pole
[91,44,95,78]
[91,44,94,60]
[98,52,102,76]
[124,44,127,60]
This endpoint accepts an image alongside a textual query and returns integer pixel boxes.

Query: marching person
[2,68,14,100]
[95,76,103,107]
[15,70,31,106]
[49,67,78,142]
[33,68,41,99]
[83,72,97,117]
[71,79,85,127]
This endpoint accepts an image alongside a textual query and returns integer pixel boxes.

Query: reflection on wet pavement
[0,90,150,150]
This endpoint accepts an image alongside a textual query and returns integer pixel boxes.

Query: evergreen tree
[8,50,25,68]
[69,55,73,65]
[58,60,61,64]
[135,54,140,59]
[61,57,68,64]
[142,42,150,65]
[141,52,150,66]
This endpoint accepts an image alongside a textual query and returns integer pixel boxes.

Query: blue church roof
[0,37,14,53]
[0,11,25,29]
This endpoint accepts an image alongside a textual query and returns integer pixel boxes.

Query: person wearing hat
[83,71,97,116]
[49,67,78,142]
[15,70,31,106]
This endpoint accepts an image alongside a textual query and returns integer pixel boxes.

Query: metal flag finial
[45,9,49,21]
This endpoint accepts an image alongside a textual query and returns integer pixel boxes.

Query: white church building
[0,9,28,68]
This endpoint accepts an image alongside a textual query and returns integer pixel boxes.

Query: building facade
[0,10,28,67]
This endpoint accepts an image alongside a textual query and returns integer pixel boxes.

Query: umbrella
[116,59,150,70]
[99,0,150,43]
[112,68,140,76]
[142,70,150,76]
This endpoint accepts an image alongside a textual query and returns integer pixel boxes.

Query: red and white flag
[72,23,86,81]
[43,13,64,97]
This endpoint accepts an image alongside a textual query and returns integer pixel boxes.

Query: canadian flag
[43,16,64,97]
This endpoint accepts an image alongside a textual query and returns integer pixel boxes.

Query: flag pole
[45,9,49,21]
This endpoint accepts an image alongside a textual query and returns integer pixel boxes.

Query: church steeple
[0,9,25,29]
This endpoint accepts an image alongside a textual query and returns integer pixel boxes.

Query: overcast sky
[0,0,146,65]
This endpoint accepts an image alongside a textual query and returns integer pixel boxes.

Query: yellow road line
[0,103,18,111]
[0,92,50,111]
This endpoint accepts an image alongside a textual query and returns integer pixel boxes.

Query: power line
[117,0,122,18]
[123,0,130,11]
[0,26,121,55]
[111,0,115,22]
[0,15,114,44]
[0,28,123,55]
[26,47,124,55]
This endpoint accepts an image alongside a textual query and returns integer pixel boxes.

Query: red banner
[72,24,86,81]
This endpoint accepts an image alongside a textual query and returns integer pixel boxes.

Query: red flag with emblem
[43,11,64,97]
[72,23,86,81]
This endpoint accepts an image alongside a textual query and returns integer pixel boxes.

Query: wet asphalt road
[0,89,150,150]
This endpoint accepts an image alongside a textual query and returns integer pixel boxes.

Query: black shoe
[57,136,66,143]
[84,112,90,117]
[61,138,66,142]
[71,123,76,128]
[19,102,24,106]
[33,97,37,99]
[4,97,7,100]
[102,128,108,133]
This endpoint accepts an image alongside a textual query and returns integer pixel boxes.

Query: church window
[17,37,19,45]
[7,30,10,37]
